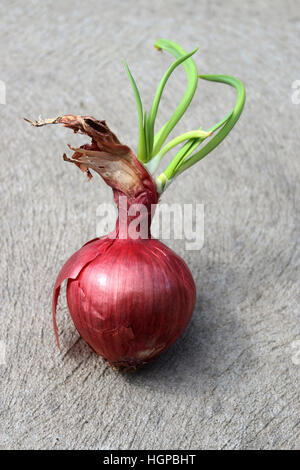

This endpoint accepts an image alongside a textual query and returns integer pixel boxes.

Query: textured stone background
[0,0,299,450]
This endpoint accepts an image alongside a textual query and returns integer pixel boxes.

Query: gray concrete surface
[0,0,299,450]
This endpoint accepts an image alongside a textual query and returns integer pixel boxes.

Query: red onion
[55,237,195,369]
[26,39,245,370]
[29,114,195,369]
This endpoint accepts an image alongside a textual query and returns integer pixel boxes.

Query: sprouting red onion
[26,39,245,368]
[28,114,196,370]
[27,38,246,370]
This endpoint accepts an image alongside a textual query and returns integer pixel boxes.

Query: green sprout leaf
[175,75,246,175]
[151,39,199,156]
[147,47,198,157]
[164,110,233,180]
[123,61,147,162]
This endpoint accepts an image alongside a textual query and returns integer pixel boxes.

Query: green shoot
[175,75,245,175]
[123,41,245,193]
[123,61,147,162]
[151,39,199,156]
[147,47,198,157]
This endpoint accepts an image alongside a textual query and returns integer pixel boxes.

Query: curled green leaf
[175,75,245,175]
[147,48,198,157]
[151,39,199,156]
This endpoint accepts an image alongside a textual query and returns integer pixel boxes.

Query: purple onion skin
[53,236,196,369]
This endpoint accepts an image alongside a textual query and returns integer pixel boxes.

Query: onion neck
[112,183,158,240]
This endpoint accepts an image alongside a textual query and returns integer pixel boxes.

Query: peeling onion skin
[27,114,196,370]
